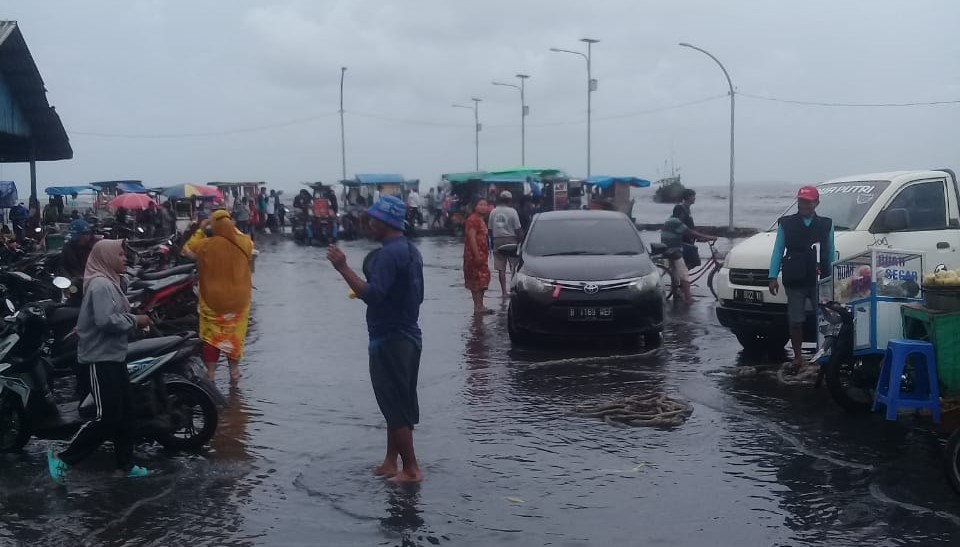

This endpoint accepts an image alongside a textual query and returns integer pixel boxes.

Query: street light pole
[679,42,736,232]
[550,38,598,177]
[453,99,482,171]
[339,66,347,183]
[492,73,530,166]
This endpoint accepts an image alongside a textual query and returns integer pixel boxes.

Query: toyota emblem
[583,283,599,295]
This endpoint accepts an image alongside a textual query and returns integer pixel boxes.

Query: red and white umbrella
[108,193,156,211]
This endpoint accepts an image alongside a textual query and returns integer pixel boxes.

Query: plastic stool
[873,339,941,423]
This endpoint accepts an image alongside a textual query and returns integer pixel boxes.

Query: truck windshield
[768,180,891,231]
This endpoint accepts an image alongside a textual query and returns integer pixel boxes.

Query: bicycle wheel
[657,263,675,300]
[707,262,721,300]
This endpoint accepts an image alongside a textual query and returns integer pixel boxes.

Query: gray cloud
[3,0,958,197]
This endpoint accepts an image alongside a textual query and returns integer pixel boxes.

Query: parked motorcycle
[0,302,221,453]
[816,301,883,413]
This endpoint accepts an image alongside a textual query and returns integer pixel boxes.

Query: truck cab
[715,169,960,354]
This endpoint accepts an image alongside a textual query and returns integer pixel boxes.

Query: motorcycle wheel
[945,430,960,495]
[155,381,218,451]
[0,393,30,452]
[825,354,882,413]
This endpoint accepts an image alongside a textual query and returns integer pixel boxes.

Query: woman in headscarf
[183,209,254,383]
[463,198,491,314]
[48,239,151,483]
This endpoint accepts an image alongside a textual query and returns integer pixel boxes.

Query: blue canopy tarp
[354,174,406,185]
[0,181,17,207]
[90,180,149,194]
[45,185,95,196]
[585,176,651,190]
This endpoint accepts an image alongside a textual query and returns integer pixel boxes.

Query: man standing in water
[326,195,425,484]
[489,191,522,298]
[768,185,834,370]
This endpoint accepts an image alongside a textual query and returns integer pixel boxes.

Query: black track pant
[59,362,135,471]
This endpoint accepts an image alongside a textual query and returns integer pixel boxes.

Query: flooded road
[3,235,960,546]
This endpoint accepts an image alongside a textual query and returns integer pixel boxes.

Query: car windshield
[768,180,891,231]
[525,217,645,256]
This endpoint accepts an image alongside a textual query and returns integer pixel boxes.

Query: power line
[70,111,340,139]
[739,92,960,108]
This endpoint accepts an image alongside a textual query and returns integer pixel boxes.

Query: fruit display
[923,268,960,287]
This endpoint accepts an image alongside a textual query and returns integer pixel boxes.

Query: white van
[715,169,960,353]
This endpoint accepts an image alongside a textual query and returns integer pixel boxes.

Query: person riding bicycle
[661,210,716,303]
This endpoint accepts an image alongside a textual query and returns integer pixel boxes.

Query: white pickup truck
[715,169,960,354]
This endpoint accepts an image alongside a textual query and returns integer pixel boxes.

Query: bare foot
[386,468,423,484]
[373,463,399,477]
[229,367,242,383]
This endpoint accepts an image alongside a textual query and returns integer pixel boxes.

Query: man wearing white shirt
[489,191,523,298]
[406,189,422,226]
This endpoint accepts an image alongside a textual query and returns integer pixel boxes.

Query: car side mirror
[496,243,519,257]
[881,208,910,232]
[649,242,667,257]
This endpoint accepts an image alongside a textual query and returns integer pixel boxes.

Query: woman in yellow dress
[183,209,254,383]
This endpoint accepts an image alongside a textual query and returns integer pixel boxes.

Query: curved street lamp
[549,38,599,177]
[492,73,530,165]
[453,98,482,170]
[679,42,736,231]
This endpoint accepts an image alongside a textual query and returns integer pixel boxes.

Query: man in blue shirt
[327,195,425,484]
[768,185,835,370]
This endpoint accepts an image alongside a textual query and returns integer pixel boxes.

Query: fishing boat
[652,161,687,204]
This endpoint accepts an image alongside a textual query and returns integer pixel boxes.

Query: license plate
[568,307,614,321]
[734,289,763,304]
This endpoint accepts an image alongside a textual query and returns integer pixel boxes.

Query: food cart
[820,248,925,354]
[582,176,651,218]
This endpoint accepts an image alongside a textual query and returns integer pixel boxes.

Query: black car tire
[0,393,30,453]
[945,430,960,495]
[155,381,218,451]
[825,354,882,414]
[507,304,531,346]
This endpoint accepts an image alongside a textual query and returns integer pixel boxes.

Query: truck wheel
[0,394,30,453]
[945,430,960,495]
[735,331,788,357]
[825,354,882,413]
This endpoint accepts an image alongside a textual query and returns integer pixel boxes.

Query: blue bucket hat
[68,219,92,237]
[366,195,406,231]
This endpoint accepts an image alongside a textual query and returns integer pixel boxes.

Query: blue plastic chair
[873,339,941,423]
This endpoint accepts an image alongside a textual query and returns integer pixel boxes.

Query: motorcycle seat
[126,336,185,362]
[129,273,194,292]
[138,264,195,280]
[47,306,80,325]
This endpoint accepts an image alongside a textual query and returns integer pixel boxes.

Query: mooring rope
[572,393,693,428]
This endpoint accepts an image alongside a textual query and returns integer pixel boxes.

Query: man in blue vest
[768,185,835,370]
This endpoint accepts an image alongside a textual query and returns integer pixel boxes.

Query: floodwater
[2,234,960,547]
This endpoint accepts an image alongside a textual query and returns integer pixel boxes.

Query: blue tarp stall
[0,180,17,207]
[45,185,94,197]
[584,176,651,189]
[89,180,149,194]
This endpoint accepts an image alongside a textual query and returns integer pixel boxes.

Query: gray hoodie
[76,277,137,364]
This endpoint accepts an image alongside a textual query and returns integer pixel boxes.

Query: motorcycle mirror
[52,276,72,290]
[5,299,14,313]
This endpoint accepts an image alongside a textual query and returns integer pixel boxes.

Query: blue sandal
[47,447,67,485]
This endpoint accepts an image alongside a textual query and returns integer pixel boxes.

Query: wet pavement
[3,235,960,546]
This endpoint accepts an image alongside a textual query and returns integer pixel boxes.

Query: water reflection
[463,315,492,403]
[380,485,424,536]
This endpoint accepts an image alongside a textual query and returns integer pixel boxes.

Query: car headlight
[515,272,552,293]
[629,271,662,292]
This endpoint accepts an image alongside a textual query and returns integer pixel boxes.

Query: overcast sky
[3,0,959,194]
